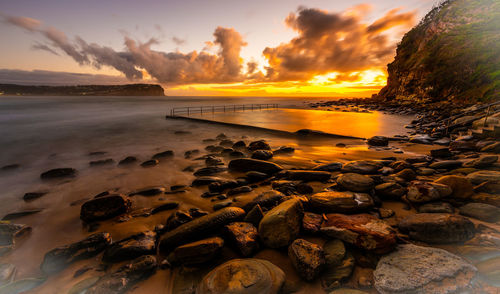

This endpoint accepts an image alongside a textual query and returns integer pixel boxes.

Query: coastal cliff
[376,0,500,103]
[0,83,165,96]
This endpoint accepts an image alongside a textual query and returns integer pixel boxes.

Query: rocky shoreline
[0,104,499,294]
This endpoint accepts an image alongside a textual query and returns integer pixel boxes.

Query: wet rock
[252,150,273,160]
[86,255,157,294]
[140,159,159,167]
[337,173,374,192]
[103,231,156,263]
[341,160,383,174]
[273,146,295,154]
[0,224,31,256]
[481,142,500,153]
[409,134,433,144]
[416,167,435,175]
[216,133,227,140]
[224,222,259,257]
[151,202,179,214]
[313,162,343,172]
[271,180,309,195]
[23,192,47,201]
[288,239,325,281]
[89,159,114,166]
[191,176,223,186]
[213,200,233,211]
[244,204,264,227]
[80,195,131,223]
[286,170,331,182]
[0,164,20,171]
[378,208,395,218]
[2,210,42,221]
[159,207,245,251]
[118,156,137,165]
[388,160,412,172]
[367,136,389,147]
[434,175,474,199]
[193,166,226,177]
[41,233,111,274]
[323,239,346,266]
[428,160,463,170]
[184,149,199,159]
[205,156,223,166]
[209,180,239,193]
[229,158,283,174]
[89,151,106,156]
[418,202,454,213]
[398,213,475,243]
[466,170,500,185]
[0,263,15,286]
[129,186,166,196]
[165,211,193,231]
[430,148,453,158]
[259,198,303,248]
[459,203,500,223]
[229,150,245,158]
[219,139,234,147]
[463,155,498,168]
[393,168,416,181]
[242,190,285,212]
[374,244,477,294]
[302,212,324,234]
[434,137,451,145]
[152,150,174,160]
[321,214,396,254]
[374,182,406,199]
[309,191,374,213]
[227,185,252,196]
[40,168,77,180]
[406,181,452,204]
[248,140,271,151]
[321,251,355,290]
[197,259,285,294]
[232,140,246,149]
[450,140,477,151]
[169,237,224,265]
[205,145,224,153]
[246,171,270,182]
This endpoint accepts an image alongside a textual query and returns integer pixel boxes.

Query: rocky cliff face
[376,0,500,103]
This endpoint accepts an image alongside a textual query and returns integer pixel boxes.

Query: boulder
[169,237,224,265]
[225,222,259,257]
[302,212,324,234]
[285,170,331,182]
[481,142,500,153]
[103,231,156,263]
[152,150,174,159]
[309,191,373,214]
[252,150,273,160]
[459,203,500,223]
[463,155,498,168]
[229,158,283,174]
[374,182,406,199]
[337,173,374,192]
[430,148,453,158]
[393,168,416,181]
[313,162,343,172]
[41,233,111,274]
[389,161,412,172]
[248,140,271,151]
[227,186,252,196]
[288,239,325,281]
[428,160,463,170]
[159,207,245,251]
[341,161,383,174]
[244,204,264,227]
[40,168,77,180]
[193,167,226,177]
[321,251,355,290]
[246,171,270,182]
[466,170,500,185]
[197,259,285,294]
[374,244,477,294]
[434,175,474,199]
[118,156,137,165]
[406,181,452,204]
[80,195,131,223]
[398,213,475,243]
[273,146,295,154]
[86,255,157,294]
[242,190,285,212]
[140,159,159,167]
[321,214,396,254]
[367,136,389,147]
[323,239,346,266]
[418,202,454,213]
[259,199,303,248]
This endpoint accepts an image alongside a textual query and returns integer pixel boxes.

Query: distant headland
[0,83,165,96]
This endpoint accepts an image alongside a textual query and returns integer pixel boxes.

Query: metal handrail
[443,100,500,134]
[168,103,279,117]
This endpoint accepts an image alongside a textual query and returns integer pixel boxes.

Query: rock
[341,160,383,174]
[416,167,435,175]
[224,222,259,257]
[389,161,412,172]
[434,137,451,145]
[367,136,389,147]
[337,173,374,192]
[197,259,285,294]
[1,164,20,171]
[271,180,312,195]
[152,150,174,159]
[244,204,264,227]
[2,210,42,221]
[103,231,156,263]
[259,199,303,248]
[0,224,31,256]
[232,140,246,149]
[418,202,454,213]
[450,140,477,151]
[0,263,15,286]
[466,170,500,185]
[159,207,245,251]
[321,214,396,254]
[409,134,433,144]
[165,211,193,231]
[40,168,77,179]
[428,160,463,170]
[398,213,475,243]
[248,140,271,151]
[86,255,157,294]
[89,159,114,166]
[141,159,159,167]
[321,252,355,290]
[219,139,234,147]
[118,156,137,165]
[213,200,233,211]
[393,168,416,181]
[309,191,374,213]
[273,146,295,154]
[80,195,131,223]
[169,237,224,265]
[23,191,47,201]
[41,233,111,274]
[379,208,395,218]
[434,175,474,199]
[192,176,223,186]
[288,239,325,281]
[216,133,227,140]
[459,203,500,223]
[374,182,406,199]
[302,212,324,234]
[209,180,239,193]
[129,186,166,196]
[193,166,226,177]
[246,171,270,182]
[242,190,285,212]
[374,244,477,294]
[481,142,500,153]
[313,162,343,172]
[430,148,453,158]
[227,185,252,196]
[252,150,273,160]
[151,202,179,214]
[323,239,346,266]
[286,170,331,182]
[0,278,46,294]
[463,155,498,168]
[406,181,452,204]
[229,158,283,174]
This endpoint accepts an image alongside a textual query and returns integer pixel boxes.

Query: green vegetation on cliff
[0,83,165,96]
[378,0,500,102]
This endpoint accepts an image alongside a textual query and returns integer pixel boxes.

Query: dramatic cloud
[0,69,132,85]
[261,6,416,81]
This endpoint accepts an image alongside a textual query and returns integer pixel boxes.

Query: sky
[0,0,437,97]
